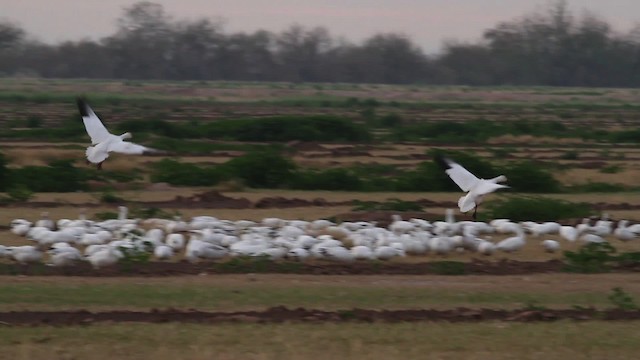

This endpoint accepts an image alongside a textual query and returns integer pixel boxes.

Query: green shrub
[213,255,302,273]
[99,190,125,204]
[9,160,88,192]
[351,198,423,212]
[485,196,593,222]
[607,287,637,310]
[0,152,9,191]
[118,243,152,272]
[600,165,622,174]
[378,113,403,128]
[523,300,547,311]
[608,129,640,143]
[561,150,579,160]
[118,116,372,142]
[502,161,562,193]
[563,242,617,273]
[148,137,277,154]
[150,159,223,186]
[292,168,364,191]
[129,206,179,219]
[6,186,33,202]
[567,182,627,193]
[94,211,118,220]
[26,115,43,128]
[391,120,574,143]
[430,261,467,275]
[223,151,296,188]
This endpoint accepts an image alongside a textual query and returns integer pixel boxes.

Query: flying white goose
[436,155,508,219]
[77,98,157,170]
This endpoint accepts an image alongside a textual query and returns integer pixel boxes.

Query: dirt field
[2,80,640,359]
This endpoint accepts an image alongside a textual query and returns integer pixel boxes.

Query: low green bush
[149,159,224,186]
[223,151,297,188]
[567,182,628,193]
[599,165,622,174]
[291,168,364,191]
[98,190,125,204]
[213,255,303,274]
[351,198,423,212]
[485,196,593,222]
[502,161,562,193]
[8,159,89,192]
[608,287,638,310]
[429,261,467,275]
[148,137,278,154]
[118,115,372,142]
[563,242,617,273]
[391,120,576,143]
[5,185,33,202]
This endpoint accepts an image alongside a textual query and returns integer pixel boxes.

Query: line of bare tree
[1,1,640,86]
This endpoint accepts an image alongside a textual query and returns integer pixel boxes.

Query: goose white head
[120,132,132,140]
[445,209,455,223]
[117,206,128,220]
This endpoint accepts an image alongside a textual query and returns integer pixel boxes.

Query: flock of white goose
[2,207,639,269]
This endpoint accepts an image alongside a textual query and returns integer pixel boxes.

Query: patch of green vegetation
[148,137,278,154]
[118,243,153,270]
[25,114,43,128]
[561,150,579,160]
[213,256,303,274]
[607,287,637,310]
[7,159,89,192]
[599,165,622,174]
[4,185,33,202]
[292,168,365,191]
[429,261,467,275]
[523,300,548,311]
[485,196,593,222]
[116,115,372,142]
[538,90,606,96]
[94,211,118,220]
[566,182,628,193]
[563,243,618,273]
[98,190,126,204]
[502,161,562,193]
[149,159,224,186]
[129,206,180,219]
[224,151,297,188]
[351,198,423,212]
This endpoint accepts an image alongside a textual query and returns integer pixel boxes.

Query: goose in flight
[77,98,156,170]
[435,155,508,219]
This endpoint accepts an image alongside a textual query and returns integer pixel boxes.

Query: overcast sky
[1,0,639,53]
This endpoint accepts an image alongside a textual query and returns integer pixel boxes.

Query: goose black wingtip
[76,97,90,117]
[434,154,451,171]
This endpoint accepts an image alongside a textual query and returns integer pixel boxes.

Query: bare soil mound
[2,307,639,326]
[3,259,639,277]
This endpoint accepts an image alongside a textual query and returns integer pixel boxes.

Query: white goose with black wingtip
[435,155,509,219]
[77,98,157,170]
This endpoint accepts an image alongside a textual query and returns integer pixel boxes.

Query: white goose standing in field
[541,239,560,253]
[614,220,636,242]
[77,98,158,170]
[35,212,55,230]
[435,155,508,219]
[496,223,526,253]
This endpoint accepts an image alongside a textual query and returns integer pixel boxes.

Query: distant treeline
[1,1,640,86]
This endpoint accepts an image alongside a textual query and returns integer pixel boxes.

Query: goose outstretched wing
[77,98,111,145]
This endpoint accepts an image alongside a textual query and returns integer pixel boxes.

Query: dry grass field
[1,274,640,359]
[3,321,640,360]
